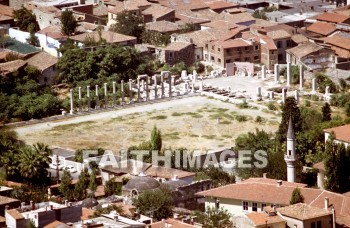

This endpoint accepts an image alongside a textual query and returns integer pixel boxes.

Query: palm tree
[33,142,52,164]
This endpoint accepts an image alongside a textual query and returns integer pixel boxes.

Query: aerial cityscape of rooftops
[1,0,350,226]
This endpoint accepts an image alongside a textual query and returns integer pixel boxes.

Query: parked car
[65,165,77,173]
[49,163,65,170]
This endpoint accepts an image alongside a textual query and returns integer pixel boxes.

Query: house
[276,203,334,228]
[144,166,195,183]
[286,42,335,70]
[149,218,197,227]
[323,34,350,68]
[204,1,238,13]
[26,51,58,85]
[324,123,350,146]
[70,30,137,46]
[145,21,180,34]
[37,25,66,41]
[306,22,337,37]
[0,196,20,216]
[206,38,260,68]
[156,42,195,66]
[313,161,325,190]
[26,0,79,9]
[196,177,350,227]
[0,4,14,26]
[316,12,350,25]
[141,3,175,23]
[0,60,27,76]
[5,209,27,228]
[31,6,61,30]
[236,206,285,228]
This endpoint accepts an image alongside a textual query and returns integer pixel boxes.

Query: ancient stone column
[145,77,149,101]
[137,77,141,102]
[200,80,203,92]
[87,86,90,111]
[183,82,188,93]
[256,86,261,97]
[161,75,164,98]
[112,81,116,107]
[181,70,187,79]
[295,90,299,104]
[312,78,317,93]
[299,65,304,90]
[121,80,125,105]
[154,76,158,99]
[193,70,197,82]
[191,81,195,93]
[104,83,108,109]
[282,88,286,103]
[270,91,274,100]
[129,79,133,103]
[78,87,82,112]
[287,62,292,87]
[69,89,74,114]
[274,64,279,84]
[261,65,266,80]
[95,85,99,109]
[169,75,172,97]
[325,86,330,95]
[171,75,175,87]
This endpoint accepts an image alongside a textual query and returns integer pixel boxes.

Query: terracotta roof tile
[313,161,325,172]
[211,38,251,49]
[175,12,210,25]
[43,220,69,228]
[277,203,332,220]
[177,28,231,47]
[241,31,277,50]
[267,29,291,40]
[37,25,66,40]
[141,3,174,19]
[316,12,350,24]
[0,4,13,17]
[307,22,337,36]
[0,216,5,223]
[324,35,350,50]
[246,212,285,226]
[93,4,108,17]
[145,166,194,179]
[291,34,308,44]
[26,51,58,71]
[286,42,328,59]
[205,1,238,10]
[324,124,350,143]
[6,209,24,220]
[0,196,19,205]
[202,20,238,30]
[146,21,180,33]
[0,60,27,75]
[158,0,208,11]
[70,30,136,44]
[81,208,94,220]
[108,0,151,14]
[163,42,192,51]
[241,178,307,188]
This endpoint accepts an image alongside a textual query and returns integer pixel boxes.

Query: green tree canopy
[13,6,39,32]
[194,166,235,188]
[59,170,73,200]
[193,207,233,228]
[290,187,304,204]
[60,10,78,36]
[322,102,332,122]
[74,168,90,200]
[133,185,173,220]
[110,11,145,42]
[151,125,162,151]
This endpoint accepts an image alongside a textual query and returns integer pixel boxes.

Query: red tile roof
[141,3,174,19]
[6,209,24,220]
[0,60,27,76]
[316,12,350,24]
[70,31,136,44]
[313,161,325,172]
[324,124,350,143]
[323,35,350,50]
[277,203,332,220]
[26,52,58,71]
[37,25,66,40]
[307,22,337,36]
[246,212,285,226]
[163,42,193,51]
[205,1,238,10]
[242,178,307,188]
[201,20,238,30]
[0,4,13,17]
[211,38,251,49]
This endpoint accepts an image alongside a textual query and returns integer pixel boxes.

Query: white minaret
[285,117,296,182]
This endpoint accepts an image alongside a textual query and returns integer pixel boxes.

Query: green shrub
[304,100,311,107]
[267,102,277,111]
[311,95,319,101]
[236,115,248,122]
[255,116,264,123]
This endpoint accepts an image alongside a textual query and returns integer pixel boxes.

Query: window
[236,47,241,52]
[218,58,221,63]
[243,201,248,210]
[288,150,291,156]
[244,46,249,51]
[169,52,173,57]
[277,41,282,48]
[212,45,215,50]
[196,55,200,60]
[261,203,267,210]
[205,44,208,48]
[252,202,258,212]
[317,221,322,228]
[278,54,284,61]
[270,51,274,55]
[255,45,259,50]
[235,58,240,61]
[311,222,316,228]
[244,57,250,62]
[254,56,259,60]
[218,48,221,52]
[211,56,214,61]
[287,40,293,47]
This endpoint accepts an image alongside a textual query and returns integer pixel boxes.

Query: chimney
[50,205,53,210]
[263,173,267,178]
[21,202,25,209]
[277,180,282,187]
[65,200,68,206]
[325,197,329,210]
[30,201,35,210]
[172,175,178,181]
[5,205,9,211]
[69,202,72,207]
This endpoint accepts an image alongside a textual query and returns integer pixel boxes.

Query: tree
[60,10,77,36]
[26,23,39,46]
[74,168,90,200]
[133,185,173,220]
[252,10,268,20]
[13,6,39,32]
[195,166,235,188]
[59,170,73,200]
[151,125,162,151]
[88,170,98,196]
[322,102,332,122]
[324,134,350,193]
[193,207,233,228]
[142,30,170,46]
[104,177,120,196]
[290,187,304,204]
[110,11,145,42]
[276,97,302,144]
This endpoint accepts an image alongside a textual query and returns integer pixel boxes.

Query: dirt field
[16,96,280,152]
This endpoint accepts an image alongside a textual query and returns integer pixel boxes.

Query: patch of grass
[267,102,277,111]
[184,112,203,118]
[163,132,180,140]
[209,113,235,120]
[255,116,264,123]
[221,134,232,138]
[171,112,182,116]
[150,115,168,120]
[112,116,124,121]
[235,115,248,122]
[236,101,248,109]
[216,108,229,113]
[202,135,216,139]
[189,134,199,137]
[51,121,95,131]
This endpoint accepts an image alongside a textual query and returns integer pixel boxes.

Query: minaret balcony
[284,154,296,162]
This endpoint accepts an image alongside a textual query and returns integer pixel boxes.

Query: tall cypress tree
[322,102,332,122]
[290,187,304,204]
[151,125,162,151]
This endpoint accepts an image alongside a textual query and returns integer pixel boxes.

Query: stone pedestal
[145,77,149,101]
[137,78,141,102]
[104,83,108,109]
[261,65,266,80]
[274,64,279,84]
[129,79,133,103]
[312,78,317,94]
[78,87,82,112]
[69,89,74,114]
[154,76,158,99]
[121,80,125,105]
[95,85,99,109]
[294,90,299,104]
[200,80,203,92]
[87,86,90,111]
[161,75,165,98]
[113,81,116,107]
[287,62,292,87]
[270,91,274,100]
[282,88,287,103]
[256,86,261,97]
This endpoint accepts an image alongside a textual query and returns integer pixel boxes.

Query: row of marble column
[69,72,175,114]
